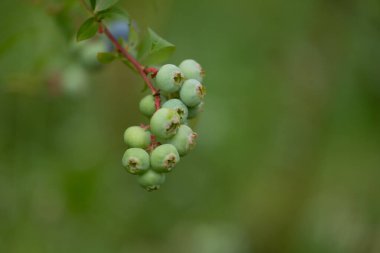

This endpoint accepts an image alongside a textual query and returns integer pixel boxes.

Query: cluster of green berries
[122,59,206,191]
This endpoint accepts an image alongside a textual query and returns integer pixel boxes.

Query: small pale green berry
[122,148,150,175]
[139,95,156,117]
[150,108,181,139]
[138,170,166,191]
[162,99,189,123]
[179,59,205,82]
[156,64,185,93]
[180,79,206,107]
[188,102,204,119]
[61,64,88,95]
[79,40,107,68]
[167,125,197,156]
[139,94,167,117]
[150,144,180,173]
[124,126,151,148]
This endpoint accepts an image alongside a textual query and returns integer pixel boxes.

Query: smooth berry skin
[106,21,130,51]
[150,108,181,139]
[162,99,189,124]
[122,148,150,175]
[124,126,151,149]
[188,102,204,119]
[138,170,166,191]
[150,144,180,173]
[167,125,197,156]
[139,95,156,117]
[179,59,205,82]
[139,94,167,117]
[61,64,88,95]
[79,40,107,68]
[109,21,129,41]
[155,64,185,93]
[180,79,206,107]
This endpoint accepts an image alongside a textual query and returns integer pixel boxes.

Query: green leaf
[95,0,119,12]
[84,0,97,10]
[76,17,98,42]
[90,0,97,9]
[137,28,175,66]
[97,52,116,64]
[108,7,129,19]
[96,7,129,21]
[141,83,148,93]
[128,21,139,50]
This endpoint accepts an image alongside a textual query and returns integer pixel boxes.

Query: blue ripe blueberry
[138,170,166,191]
[124,126,151,149]
[106,20,130,51]
[109,21,129,41]
[150,108,181,139]
[155,64,185,93]
[180,79,206,107]
[122,148,150,175]
[167,125,197,156]
[162,99,189,123]
[139,94,167,117]
[179,59,205,82]
[188,101,204,119]
[150,144,180,173]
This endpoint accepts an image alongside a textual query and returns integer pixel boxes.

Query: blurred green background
[1,0,380,252]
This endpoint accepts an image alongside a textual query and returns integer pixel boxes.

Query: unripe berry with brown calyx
[150,144,180,173]
[150,108,181,139]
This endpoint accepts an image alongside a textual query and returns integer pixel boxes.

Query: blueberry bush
[77,0,206,191]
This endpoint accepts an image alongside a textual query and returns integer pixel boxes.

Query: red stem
[144,67,158,78]
[103,25,160,110]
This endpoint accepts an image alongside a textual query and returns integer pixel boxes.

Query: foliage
[77,0,175,68]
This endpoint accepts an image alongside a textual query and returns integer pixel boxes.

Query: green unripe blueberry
[180,79,206,107]
[188,101,205,119]
[61,64,88,95]
[124,126,151,148]
[179,59,205,82]
[150,144,180,172]
[138,170,166,191]
[150,108,181,139]
[139,95,156,117]
[139,94,167,117]
[156,64,185,93]
[79,40,107,68]
[162,99,189,124]
[122,148,150,175]
[167,125,197,156]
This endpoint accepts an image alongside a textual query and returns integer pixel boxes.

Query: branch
[80,0,93,15]
[102,24,161,110]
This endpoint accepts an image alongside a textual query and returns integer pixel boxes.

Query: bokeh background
[1,0,380,252]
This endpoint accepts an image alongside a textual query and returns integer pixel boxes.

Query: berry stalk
[102,25,161,110]
[143,67,158,78]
